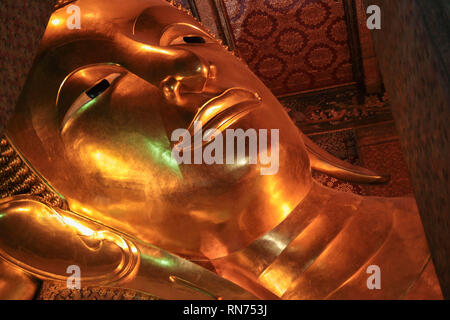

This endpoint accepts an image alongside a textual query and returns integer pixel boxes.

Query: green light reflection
[141,253,174,267]
[141,137,182,178]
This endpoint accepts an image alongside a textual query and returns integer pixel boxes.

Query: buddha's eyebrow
[132,6,201,38]
[132,8,168,36]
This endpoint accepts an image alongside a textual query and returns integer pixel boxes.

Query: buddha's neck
[209,181,360,299]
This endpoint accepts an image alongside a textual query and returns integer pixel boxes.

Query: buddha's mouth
[174,87,262,151]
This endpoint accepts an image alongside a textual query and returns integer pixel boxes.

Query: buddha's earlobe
[301,132,390,185]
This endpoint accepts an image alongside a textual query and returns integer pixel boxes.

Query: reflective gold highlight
[0,0,442,300]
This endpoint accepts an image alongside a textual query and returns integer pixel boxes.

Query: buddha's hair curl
[54,0,191,11]
[0,136,66,209]
[54,0,78,10]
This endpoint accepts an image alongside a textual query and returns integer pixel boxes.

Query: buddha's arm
[0,195,256,300]
[0,259,39,299]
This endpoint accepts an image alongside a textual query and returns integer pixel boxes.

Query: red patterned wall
[222,0,354,96]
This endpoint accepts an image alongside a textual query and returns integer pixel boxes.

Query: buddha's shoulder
[358,193,419,217]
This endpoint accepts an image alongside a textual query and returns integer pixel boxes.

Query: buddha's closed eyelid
[61,73,122,131]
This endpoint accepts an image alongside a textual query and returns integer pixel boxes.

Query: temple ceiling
[178,0,384,97]
[177,0,388,135]
[221,0,354,96]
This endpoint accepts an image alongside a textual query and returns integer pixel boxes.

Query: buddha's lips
[191,87,261,139]
[173,87,262,151]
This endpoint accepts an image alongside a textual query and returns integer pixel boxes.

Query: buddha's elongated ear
[301,132,390,185]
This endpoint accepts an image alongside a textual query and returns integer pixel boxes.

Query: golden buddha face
[7,0,312,259]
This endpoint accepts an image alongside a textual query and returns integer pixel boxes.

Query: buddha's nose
[117,36,212,105]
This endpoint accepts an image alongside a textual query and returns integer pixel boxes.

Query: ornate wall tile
[222,0,354,95]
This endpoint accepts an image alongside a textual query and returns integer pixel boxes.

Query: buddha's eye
[86,79,111,98]
[61,73,121,130]
[159,23,215,46]
[168,34,209,46]
[182,36,206,44]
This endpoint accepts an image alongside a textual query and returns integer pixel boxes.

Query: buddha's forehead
[46,0,202,47]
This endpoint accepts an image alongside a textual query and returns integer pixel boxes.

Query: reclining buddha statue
[0,0,443,299]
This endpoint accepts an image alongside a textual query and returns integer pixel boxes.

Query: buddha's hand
[0,195,256,300]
